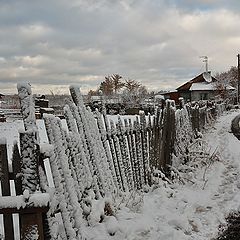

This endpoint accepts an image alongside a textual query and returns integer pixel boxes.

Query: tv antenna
[200,56,208,72]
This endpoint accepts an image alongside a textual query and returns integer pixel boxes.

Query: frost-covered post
[44,114,84,239]
[17,83,46,240]
[95,109,119,190]
[199,106,207,130]
[110,120,128,191]
[159,100,176,174]
[116,116,134,190]
[140,111,149,185]
[174,105,193,166]
[190,103,200,136]
[134,117,144,189]
[149,107,162,170]
[19,130,40,192]
[102,106,124,190]
[17,83,37,132]
[127,119,138,189]
[148,113,155,169]
[124,119,136,188]
[64,104,94,195]
[18,83,40,193]
[69,86,116,196]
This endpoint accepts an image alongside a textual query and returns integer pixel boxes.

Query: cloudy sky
[0,0,240,94]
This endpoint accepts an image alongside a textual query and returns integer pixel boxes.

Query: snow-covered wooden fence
[0,84,50,240]
[0,84,226,239]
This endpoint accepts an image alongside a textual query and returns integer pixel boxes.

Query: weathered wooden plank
[106,132,124,191]
[159,101,176,174]
[0,142,14,240]
[21,212,44,240]
[128,119,138,189]
[134,118,143,189]
[110,120,128,191]
[95,110,119,191]
[116,117,134,190]
[140,111,149,185]
[12,142,23,195]
[0,207,49,215]
[124,119,136,188]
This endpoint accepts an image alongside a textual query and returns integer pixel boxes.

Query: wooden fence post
[159,101,176,174]
[127,119,138,189]
[19,131,40,193]
[140,111,149,185]
[116,117,134,190]
[0,141,14,240]
[17,83,46,240]
[134,118,143,189]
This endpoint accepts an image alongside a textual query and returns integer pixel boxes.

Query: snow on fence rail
[0,84,226,239]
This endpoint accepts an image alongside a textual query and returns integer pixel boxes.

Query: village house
[177,72,218,101]
[163,71,235,103]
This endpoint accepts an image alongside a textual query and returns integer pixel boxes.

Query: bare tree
[111,74,125,94]
[214,66,237,100]
[124,79,141,93]
[99,74,125,96]
[122,79,148,107]
[99,76,114,96]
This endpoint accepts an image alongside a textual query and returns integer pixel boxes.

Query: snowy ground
[85,109,240,240]
[1,110,240,239]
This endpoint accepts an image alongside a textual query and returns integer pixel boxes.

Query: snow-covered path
[87,109,240,240]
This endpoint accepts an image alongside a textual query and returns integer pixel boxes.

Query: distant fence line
[0,84,226,239]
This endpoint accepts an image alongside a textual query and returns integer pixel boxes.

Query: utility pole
[238,54,240,103]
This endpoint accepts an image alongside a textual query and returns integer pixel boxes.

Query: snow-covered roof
[155,94,165,99]
[190,82,236,91]
[162,90,178,95]
[190,82,214,91]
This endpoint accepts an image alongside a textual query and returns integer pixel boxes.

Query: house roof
[176,72,217,91]
[161,90,178,95]
[190,82,215,91]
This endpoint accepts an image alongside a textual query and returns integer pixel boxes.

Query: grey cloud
[0,0,240,94]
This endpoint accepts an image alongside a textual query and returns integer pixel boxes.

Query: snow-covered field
[1,110,240,239]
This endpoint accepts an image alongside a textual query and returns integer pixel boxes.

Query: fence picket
[110,120,128,192]
[0,142,14,240]
[116,117,134,190]
[44,115,81,239]
[12,142,22,195]
[140,111,149,185]
[134,118,143,189]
